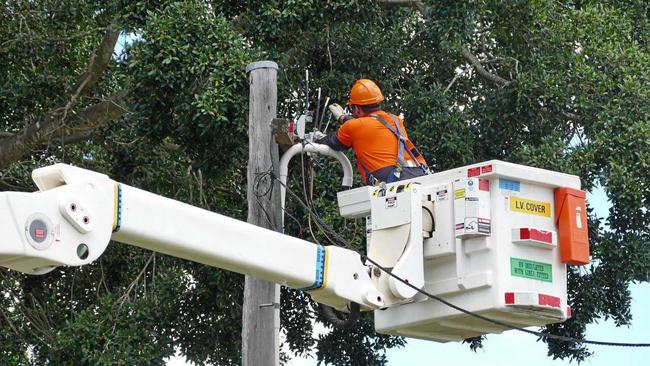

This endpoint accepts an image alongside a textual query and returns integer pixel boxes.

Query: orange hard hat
[347,79,384,105]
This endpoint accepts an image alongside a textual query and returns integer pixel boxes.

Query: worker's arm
[321,103,353,148]
[328,103,352,123]
[317,132,350,151]
[317,117,355,151]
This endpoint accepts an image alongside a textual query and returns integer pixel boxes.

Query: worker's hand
[329,103,345,121]
[312,131,327,142]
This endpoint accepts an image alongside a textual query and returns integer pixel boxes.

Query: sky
[168,186,650,365]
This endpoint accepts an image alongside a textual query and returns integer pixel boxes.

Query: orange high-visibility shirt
[336,110,426,182]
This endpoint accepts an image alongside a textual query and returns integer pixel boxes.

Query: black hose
[422,205,435,233]
[319,302,361,329]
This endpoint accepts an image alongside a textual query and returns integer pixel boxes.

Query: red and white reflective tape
[468,164,493,177]
[478,178,490,191]
[512,228,556,249]
[504,291,562,309]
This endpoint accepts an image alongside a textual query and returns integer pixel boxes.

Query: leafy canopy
[0,0,648,365]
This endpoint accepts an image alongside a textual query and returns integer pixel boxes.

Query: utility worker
[317,79,430,185]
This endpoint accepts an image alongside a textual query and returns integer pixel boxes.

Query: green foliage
[0,0,648,365]
[1,1,107,130]
[126,0,257,177]
[314,313,405,366]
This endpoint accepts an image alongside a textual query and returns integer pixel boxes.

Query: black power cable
[298,150,360,328]
[421,204,434,237]
[273,172,650,348]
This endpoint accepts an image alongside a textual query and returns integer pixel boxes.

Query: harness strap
[357,113,430,185]
[370,113,428,173]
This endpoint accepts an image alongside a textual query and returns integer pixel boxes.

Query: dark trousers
[370,166,426,184]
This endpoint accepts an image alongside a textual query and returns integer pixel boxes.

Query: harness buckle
[422,163,432,175]
[367,174,381,187]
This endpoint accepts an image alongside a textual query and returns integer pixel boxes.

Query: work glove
[328,103,345,121]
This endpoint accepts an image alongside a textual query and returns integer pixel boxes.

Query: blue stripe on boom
[113,184,123,233]
[298,245,326,292]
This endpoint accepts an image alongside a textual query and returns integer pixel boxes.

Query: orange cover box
[554,187,589,265]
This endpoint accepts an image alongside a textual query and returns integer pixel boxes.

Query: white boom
[0,163,383,311]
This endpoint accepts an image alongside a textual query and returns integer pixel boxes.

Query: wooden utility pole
[243,61,281,366]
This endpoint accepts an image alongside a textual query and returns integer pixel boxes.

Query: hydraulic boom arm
[0,164,384,311]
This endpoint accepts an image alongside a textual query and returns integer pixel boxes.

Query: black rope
[253,169,306,236]
[252,168,276,228]
[422,204,435,235]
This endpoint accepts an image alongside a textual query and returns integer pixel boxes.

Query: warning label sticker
[385,196,397,208]
[478,218,491,234]
[510,197,551,217]
[499,178,521,192]
[454,189,465,199]
[511,257,552,282]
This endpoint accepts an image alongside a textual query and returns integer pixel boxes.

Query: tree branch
[71,91,129,131]
[461,46,509,87]
[71,24,120,97]
[377,0,424,11]
[118,253,155,307]
[60,24,120,122]
[562,112,581,121]
[1,27,109,47]
[539,107,584,124]
[445,67,469,93]
[0,91,128,170]
[0,25,124,170]
[54,92,130,146]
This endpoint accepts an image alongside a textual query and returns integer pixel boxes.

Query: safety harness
[359,113,430,185]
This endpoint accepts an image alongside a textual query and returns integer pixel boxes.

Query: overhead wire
[297,140,337,246]
[295,152,360,328]
[299,146,320,245]
[253,169,304,237]
[251,168,275,229]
